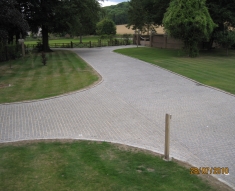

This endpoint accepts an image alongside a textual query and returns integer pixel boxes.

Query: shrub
[96,19,116,36]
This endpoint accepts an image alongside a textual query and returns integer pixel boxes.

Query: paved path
[0,46,235,189]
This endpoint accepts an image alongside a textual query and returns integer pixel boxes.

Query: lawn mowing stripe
[152,59,233,82]
[44,52,55,97]
[5,58,33,102]
[42,51,61,97]
[152,58,234,83]
[58,52,69,93]
[0,50,98,103]
[28,54,45,99]
[168,61,234,82]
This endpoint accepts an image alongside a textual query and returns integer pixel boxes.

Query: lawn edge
[0,49,103,105]
[114,48,235,98]
[0,138,234,191]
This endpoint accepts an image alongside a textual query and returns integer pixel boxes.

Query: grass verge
[24,37,100,45]
[0,140,229,191]
[114,47,235,95]
[24,36,124,45]
[0,50,99,103]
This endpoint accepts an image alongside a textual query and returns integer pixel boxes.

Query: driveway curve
[0,46,235,189]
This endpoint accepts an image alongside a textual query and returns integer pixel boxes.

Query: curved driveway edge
[0,46,235,190]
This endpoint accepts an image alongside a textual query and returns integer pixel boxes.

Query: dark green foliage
[0,0,29,45]
[206,0,235,30]
[127,0,145,31]
[215,30,235,55]
[17,0,101,52]
[127,0,170,33]
[102,2,129,25]
[122,34,132,45]
[206,0,235,49]
[163,0,216,57]
[57,0,101,37]
[0,44,22,62]
[96,19,117,35]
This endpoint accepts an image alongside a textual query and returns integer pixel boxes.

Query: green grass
[0,141,220,191]
[114,47,235,94]
[0,50,99,103]
[24,36,116,45]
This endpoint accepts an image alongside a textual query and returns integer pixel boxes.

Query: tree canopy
[96,18,116,36]
[102,2,129,25]
[16,0,101,51]
[0,0,29,44]
[215,30,235,55]
[163,0,216,57]
[127,0,170,33]
[205,0,235,49]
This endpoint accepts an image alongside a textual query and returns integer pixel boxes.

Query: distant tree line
[101,2,129,25]
[1,0,235,56]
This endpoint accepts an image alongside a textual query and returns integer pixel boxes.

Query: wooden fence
[133,34,184,49]
[25,39,132,51]
[0,44,22,62]
[1,39,132,62]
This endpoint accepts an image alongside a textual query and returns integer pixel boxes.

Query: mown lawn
[114,47,235,94]
[0,141,222,191]
[0,50,99,103]
[24,36,112,45]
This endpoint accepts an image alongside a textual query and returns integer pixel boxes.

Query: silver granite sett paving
[0,46,234,189]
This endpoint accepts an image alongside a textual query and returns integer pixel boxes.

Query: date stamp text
[190,167,229,175]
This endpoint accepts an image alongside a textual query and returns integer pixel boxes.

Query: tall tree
[215,30,235,55]
[163,0,216,57]
[206,0,235,49]
[0,0,29,45]
[127,0,146,31]
[102,2,129,25]
[127,0,170,33]
[96,18,116,36]
[18,0,101,51]
[66,0,101,42]
[142,0,170,26]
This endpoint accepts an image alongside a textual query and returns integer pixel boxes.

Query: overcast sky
[100,0,128,7]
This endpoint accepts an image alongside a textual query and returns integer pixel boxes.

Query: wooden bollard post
[137,29,140,48]
[164,114,172,161]
[18,39,25,57]
[71,41,73,48]
[22,42,25,57]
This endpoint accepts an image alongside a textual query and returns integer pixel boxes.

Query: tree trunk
[8,33,13,44]
[42,24,52,52]
[16,33,20,44]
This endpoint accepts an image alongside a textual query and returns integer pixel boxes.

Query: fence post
[5,46,8,61]
[71,41,73,48]
[22,42,25,57]
[164,114,172,161]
